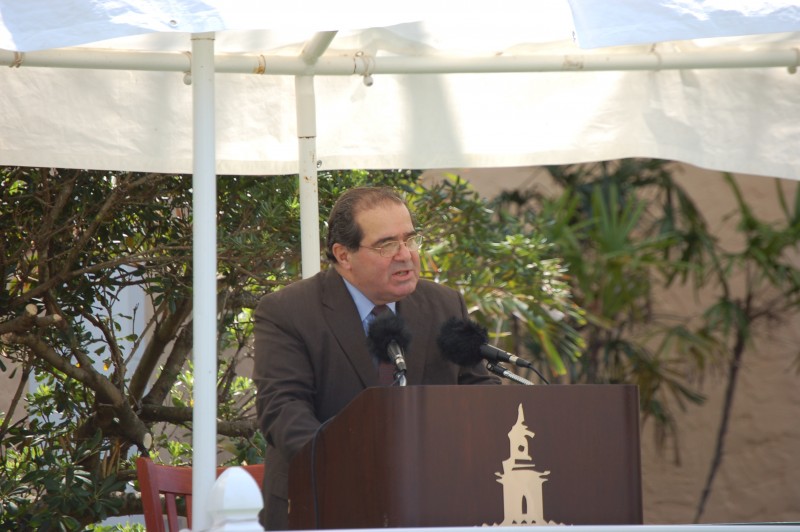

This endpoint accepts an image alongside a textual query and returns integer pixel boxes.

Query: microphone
[367,312,411,385]
[486,362,534,386]
[437,317,549,385]
[436,317,535,369]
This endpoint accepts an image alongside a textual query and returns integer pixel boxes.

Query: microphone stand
[394,370,407,387]
[486,362,534,385]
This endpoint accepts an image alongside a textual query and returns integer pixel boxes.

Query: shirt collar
[341,278,396,323]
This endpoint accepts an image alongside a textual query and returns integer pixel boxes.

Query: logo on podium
[486,403,562,526]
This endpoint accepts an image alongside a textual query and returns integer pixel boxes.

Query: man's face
[333,202,421,305]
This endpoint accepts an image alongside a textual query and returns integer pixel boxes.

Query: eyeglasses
[360,234,424,257]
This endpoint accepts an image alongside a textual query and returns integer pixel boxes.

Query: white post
[296,32,336,279]
[191,31,217,532]
[296,74,321,279]
[208,468,264,532]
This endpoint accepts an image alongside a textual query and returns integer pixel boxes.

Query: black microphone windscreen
[436,317,487,367]
[367,313,412,362]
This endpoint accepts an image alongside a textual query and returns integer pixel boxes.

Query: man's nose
[393,240,414,259]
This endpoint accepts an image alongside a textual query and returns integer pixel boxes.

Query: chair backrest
[136,456,265,532]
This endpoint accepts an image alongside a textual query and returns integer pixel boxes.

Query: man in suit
[253,186,499,530]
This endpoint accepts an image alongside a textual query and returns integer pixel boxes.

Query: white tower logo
[488,403,561,526]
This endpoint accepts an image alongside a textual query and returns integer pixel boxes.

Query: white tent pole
[3,47,799,74]
[297,32,336,279]
[296,76,320,279]
[190,31,217,532]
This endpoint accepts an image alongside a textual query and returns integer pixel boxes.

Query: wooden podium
[289,384,642,528]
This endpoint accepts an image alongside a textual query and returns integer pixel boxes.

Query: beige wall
[0,371,24,422]
[642,168,800,524]
[424,165,800,525]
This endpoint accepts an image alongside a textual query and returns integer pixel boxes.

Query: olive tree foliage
[0,168,304,529]
[0,167,582,528]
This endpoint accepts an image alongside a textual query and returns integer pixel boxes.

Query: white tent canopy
[3,2,800,529]
[2,1,800,179]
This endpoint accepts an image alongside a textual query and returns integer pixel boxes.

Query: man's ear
[332,243,352,269]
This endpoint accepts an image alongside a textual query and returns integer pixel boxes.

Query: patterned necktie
[371,305,396,386]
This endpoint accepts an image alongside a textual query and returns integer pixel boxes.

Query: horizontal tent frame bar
[2,47,799,74]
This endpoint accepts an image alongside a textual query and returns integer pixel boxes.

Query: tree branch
[80,309,126,389]
[138,404,258,437]
[129,295,192,401]
[0,307,65,336]
[141,319,193,407]
[10,249,191,307]
[2,332,151,449]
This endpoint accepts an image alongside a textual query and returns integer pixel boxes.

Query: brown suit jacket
[253,268,498,529]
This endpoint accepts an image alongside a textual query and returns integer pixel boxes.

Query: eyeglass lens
[379,235,422,256]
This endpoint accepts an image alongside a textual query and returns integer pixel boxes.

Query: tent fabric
[1,1,800,180]
[568,0,800,49]
[0,0,432,52]
[0,1,570,53]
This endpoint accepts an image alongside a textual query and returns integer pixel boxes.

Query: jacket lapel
[320,269,379,388]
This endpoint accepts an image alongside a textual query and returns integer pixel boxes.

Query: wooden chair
[136,456,265,532]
